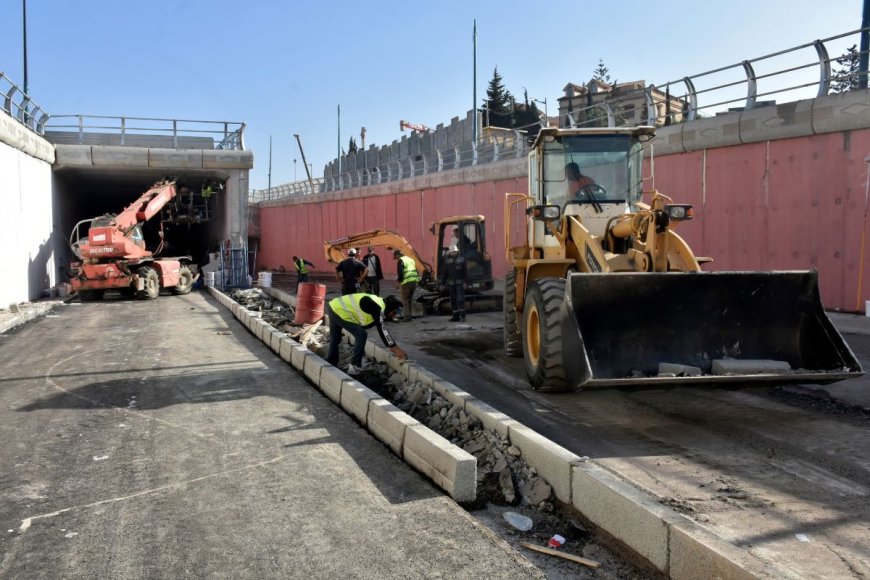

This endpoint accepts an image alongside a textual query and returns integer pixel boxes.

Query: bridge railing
[249,131,529,202]
[44,115,246,150]
[562,27,870,128]
[0,71,49,134]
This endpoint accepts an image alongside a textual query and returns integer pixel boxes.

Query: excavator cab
[505,126,862,391]
[433,217,493,293]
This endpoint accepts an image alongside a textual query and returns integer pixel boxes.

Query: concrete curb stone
[403,424,477,503]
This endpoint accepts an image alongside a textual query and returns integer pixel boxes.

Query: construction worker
[292,255,314,287]
[325,293,407,375]
[441,244,468,322]
[393,249,419,322]
[362,246,384,296]
[201,181,214,199]
[335,248,367,296]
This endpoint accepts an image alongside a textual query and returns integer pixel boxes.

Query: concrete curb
[0,302,60,334]
[210,285,476,504]
[222,286,766,578]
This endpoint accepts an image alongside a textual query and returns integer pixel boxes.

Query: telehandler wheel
[77,289,104,302]
[522,277,569,391]
[503,270,522,357]
[136,266,160,300]
[173,265,194,295]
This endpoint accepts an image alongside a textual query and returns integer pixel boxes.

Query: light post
[294,158,297,181]
[532,97,548,126]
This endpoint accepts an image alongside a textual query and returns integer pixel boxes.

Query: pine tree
[593,59,611,84]
[348,136,358,155]
[831,44,860,94]
[484,68,513,128]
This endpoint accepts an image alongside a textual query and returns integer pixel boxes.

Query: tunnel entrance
[54,167,231,277]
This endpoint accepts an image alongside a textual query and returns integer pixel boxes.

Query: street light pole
[532,98,548,126]
[294,158,297,181]
[22,0,28,96]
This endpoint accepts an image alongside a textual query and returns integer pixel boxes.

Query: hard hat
[449,244,459,253]
[348,248,358,256]
[393,249,402,257]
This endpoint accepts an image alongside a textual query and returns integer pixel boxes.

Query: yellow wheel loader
[504,126,862,391]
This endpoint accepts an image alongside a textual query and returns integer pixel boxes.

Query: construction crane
[293,133,315,192]
[399,120,430,134]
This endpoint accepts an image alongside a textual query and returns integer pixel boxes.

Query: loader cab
[530,127,650,238]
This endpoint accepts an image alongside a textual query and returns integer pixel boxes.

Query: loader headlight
[527,205,561,221]
[666,204,693,220]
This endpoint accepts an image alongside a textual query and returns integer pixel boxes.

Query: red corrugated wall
[256,128,870,312]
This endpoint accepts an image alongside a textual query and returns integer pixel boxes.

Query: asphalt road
[382,309,870,580]
[0,293,546,579]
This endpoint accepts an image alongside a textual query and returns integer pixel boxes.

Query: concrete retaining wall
[217,285,767,578]
[0,111,58,305]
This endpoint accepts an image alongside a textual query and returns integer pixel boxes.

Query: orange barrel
[294,282,327,324]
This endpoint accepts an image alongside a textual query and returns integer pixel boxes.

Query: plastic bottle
[503,511,533,531]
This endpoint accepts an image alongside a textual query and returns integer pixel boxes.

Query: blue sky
[0,0,862,190]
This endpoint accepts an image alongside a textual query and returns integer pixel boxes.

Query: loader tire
[503,270,522,357]
[522,277,568,391]
[173,265,194,295]
[136,266,160,300]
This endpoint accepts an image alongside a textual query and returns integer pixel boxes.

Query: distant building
[557,79,687,128]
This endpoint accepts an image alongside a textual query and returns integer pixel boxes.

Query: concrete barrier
[403,424,476,503]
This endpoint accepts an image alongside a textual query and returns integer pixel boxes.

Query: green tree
[483,68,514,128]
[831,44,860,94]
[592,59,611,84]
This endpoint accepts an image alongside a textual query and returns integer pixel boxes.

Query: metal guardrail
[249,131,528,201]
[563,27,869,129]
[44,115,246,150]
[0,71,49,134]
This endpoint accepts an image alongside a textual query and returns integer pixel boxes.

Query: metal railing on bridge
[44,115,246,150]
[0,71,49,134]
[251,26,870,202]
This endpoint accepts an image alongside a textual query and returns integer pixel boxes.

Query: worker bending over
[325,293,407,375]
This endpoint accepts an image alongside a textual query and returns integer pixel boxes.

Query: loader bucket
[560,271,863,390]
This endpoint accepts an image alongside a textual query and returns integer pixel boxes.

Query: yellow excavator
[323,216,499,312]
[504,126,862,391]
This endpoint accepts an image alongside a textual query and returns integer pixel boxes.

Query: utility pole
[472,19,477,143]
[267,135,272,191]
[337,104,341,174]
[22,0,28,96]
[861,0,869,89]
[294,158,297,181]
[361,126,366,150]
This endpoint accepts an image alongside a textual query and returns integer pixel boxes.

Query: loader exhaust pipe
[561,271,863,389]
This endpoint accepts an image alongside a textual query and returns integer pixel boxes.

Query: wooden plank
[519,543,601,569]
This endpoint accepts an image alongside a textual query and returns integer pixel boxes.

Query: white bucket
[205,271,216,287]
[258,271,272,288]
[865,300,870,318]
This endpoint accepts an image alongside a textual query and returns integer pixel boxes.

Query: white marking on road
[92,455,108,461]
[18,454,289,533]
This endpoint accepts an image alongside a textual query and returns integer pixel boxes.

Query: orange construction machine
[68,180,197,301]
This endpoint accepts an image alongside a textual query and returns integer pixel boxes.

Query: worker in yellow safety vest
[325,293,407,375]
[393,249,420,322]
[292,255,314,287]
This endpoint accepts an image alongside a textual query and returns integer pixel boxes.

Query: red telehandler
[68,179,197,301]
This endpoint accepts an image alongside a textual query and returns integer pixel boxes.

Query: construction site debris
[520,543,601,569]
[503,512,533,531]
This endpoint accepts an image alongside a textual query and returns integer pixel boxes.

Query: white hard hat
[449,244,459,253]
[348,248,357,256]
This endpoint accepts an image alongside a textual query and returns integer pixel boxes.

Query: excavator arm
[323,229,435,283]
